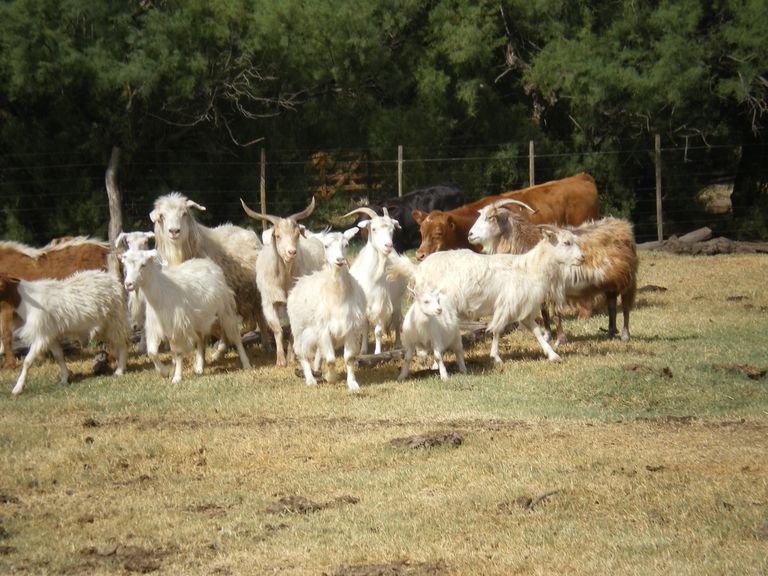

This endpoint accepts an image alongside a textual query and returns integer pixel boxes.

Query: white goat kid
[9,270,129,395]
[121,249,251,384]
[241,197,325,366]
[287,228,367,391]
[398,286,466,381]
[345,206,405,355]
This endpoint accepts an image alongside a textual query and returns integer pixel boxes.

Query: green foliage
[0,0,767,242]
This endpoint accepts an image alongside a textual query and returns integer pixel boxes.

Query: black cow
[357,184,464,252]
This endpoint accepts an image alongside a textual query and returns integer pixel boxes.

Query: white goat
[241,197,326,366]
[115,230,155,347]
[286,228,367,391]
[120,249,251,384]
[150,192,268,342]
[398,286,466,381]
[390,230,584,363]
[345,206,405,354]
[3,271,129,395]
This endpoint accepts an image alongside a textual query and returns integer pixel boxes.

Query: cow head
[413,210,459,261]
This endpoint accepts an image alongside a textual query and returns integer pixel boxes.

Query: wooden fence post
[259,147,267,230]
[397,145,403,197]
[655,134,663,242]
[529,140,535,187]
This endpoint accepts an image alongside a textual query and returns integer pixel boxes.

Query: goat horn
[342,206,378,220]
[186,199,207,212]
[382,206,390,218]
[240,198,280,226]
[289,196,316,221]
[492,199,537,214]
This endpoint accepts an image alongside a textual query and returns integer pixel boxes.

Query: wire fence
[0,137,763,244]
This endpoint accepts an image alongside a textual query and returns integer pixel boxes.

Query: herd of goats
[0,173,639,395]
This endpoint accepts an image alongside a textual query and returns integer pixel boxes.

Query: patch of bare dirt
[0,545,17,555]
[389,431,463,449]
[80,544,167,573]
[264,494,359,515]
[712,363,767,380]
[333,559,447,576]
[622,364,673,378]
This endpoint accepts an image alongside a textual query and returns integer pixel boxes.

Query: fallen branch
[527,489,561,510]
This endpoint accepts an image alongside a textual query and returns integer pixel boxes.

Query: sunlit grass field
[1,251,767,575]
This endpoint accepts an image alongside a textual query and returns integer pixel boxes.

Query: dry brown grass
[1,252,767,575]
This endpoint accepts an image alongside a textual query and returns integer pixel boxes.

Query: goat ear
[412,210,426,225]
[393,219,402,230]
[357,220,371,230]
[261,228,274,245]
[186,200,207,212]
[115,232,126,247]
[344,227,360,240]
[299,224,307,238]
[149,208,162,223]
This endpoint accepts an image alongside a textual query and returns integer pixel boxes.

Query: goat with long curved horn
[491,198,538,214]
[288,197,316,221]
[240,199,280,226]
[342,206,379,220]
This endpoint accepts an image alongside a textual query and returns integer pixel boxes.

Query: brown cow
[412,173,599,260]
[0,237,110,368]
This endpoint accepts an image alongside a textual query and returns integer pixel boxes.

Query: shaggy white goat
[4,271,129,395]
[120,249,251,384]
[390,230,584,363]
[150,193,268,342]
[398,286,466,381]
[469,199,638,344]
[241,197,326,366]
[345,206,405,355]
[286,227,367,391]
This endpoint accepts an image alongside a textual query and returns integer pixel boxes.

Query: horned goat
[390,230,584,363]
[344,206,406,354]
[120,250,251,384]
[286,228,367,391]
[150,192,268,344]
[241,197,326,366]
[1,271,129,395]
[468,198,637,343]
[398,286,466,381]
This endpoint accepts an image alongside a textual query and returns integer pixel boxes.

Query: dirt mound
[389,431,463,449]
[334,559,447,576]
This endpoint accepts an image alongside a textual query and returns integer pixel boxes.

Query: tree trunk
[105,146,123,277]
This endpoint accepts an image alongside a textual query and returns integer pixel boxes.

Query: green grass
[0,251,767,575]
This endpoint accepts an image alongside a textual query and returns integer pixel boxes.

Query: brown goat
[0,237,109,368]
